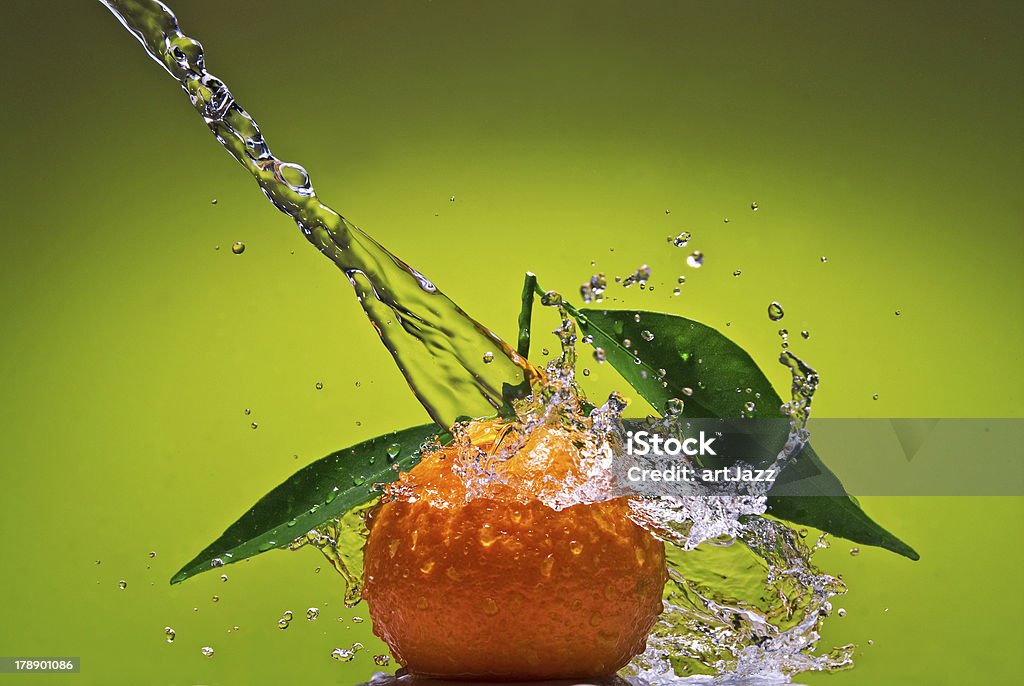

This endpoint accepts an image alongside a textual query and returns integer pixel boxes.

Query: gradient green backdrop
[1,1,1021,684]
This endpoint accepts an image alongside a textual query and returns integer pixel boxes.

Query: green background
[1,0,1021,683]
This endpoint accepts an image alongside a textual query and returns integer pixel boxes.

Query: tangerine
[362,420,667,680]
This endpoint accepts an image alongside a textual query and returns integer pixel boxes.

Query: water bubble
[118,579,128,590]
[641,330,654,342]
[849,547,861,556]
[164,626,176,643]
[664,398,685,416]
[306,607,319,621]
[732,269,742,277]
[201,646,214,657]
[593,347,607,363]
[672,232,691,248]
[482,351,494,364]
[374,655,391,666]
[331,648,354,662]
[751,201,759,211]
[687,251,704,268]
[767,301,785,321]
[231,241,246,254]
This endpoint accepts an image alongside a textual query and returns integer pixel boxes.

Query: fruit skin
[362,422,667,680]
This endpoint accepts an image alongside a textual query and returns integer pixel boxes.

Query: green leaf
[170,424,442,585]
[560,305,918,561]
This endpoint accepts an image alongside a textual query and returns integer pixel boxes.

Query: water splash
[100,0,539,428]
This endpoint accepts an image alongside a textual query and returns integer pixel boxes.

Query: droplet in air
[231,241,245,254]
[482,351,494,364]
[201,646,214,657]
[687,251,704,268]
[118,580,128,590]
[164,627,176,643]
[767,301,785,321]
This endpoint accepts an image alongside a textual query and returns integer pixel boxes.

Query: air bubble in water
[768,301,785,321]
[164,626,176,643]
[687,251,704,268]
[231,241,245,254]
[201,646,214,657]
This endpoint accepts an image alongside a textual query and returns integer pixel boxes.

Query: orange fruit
[362,419,667,680]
